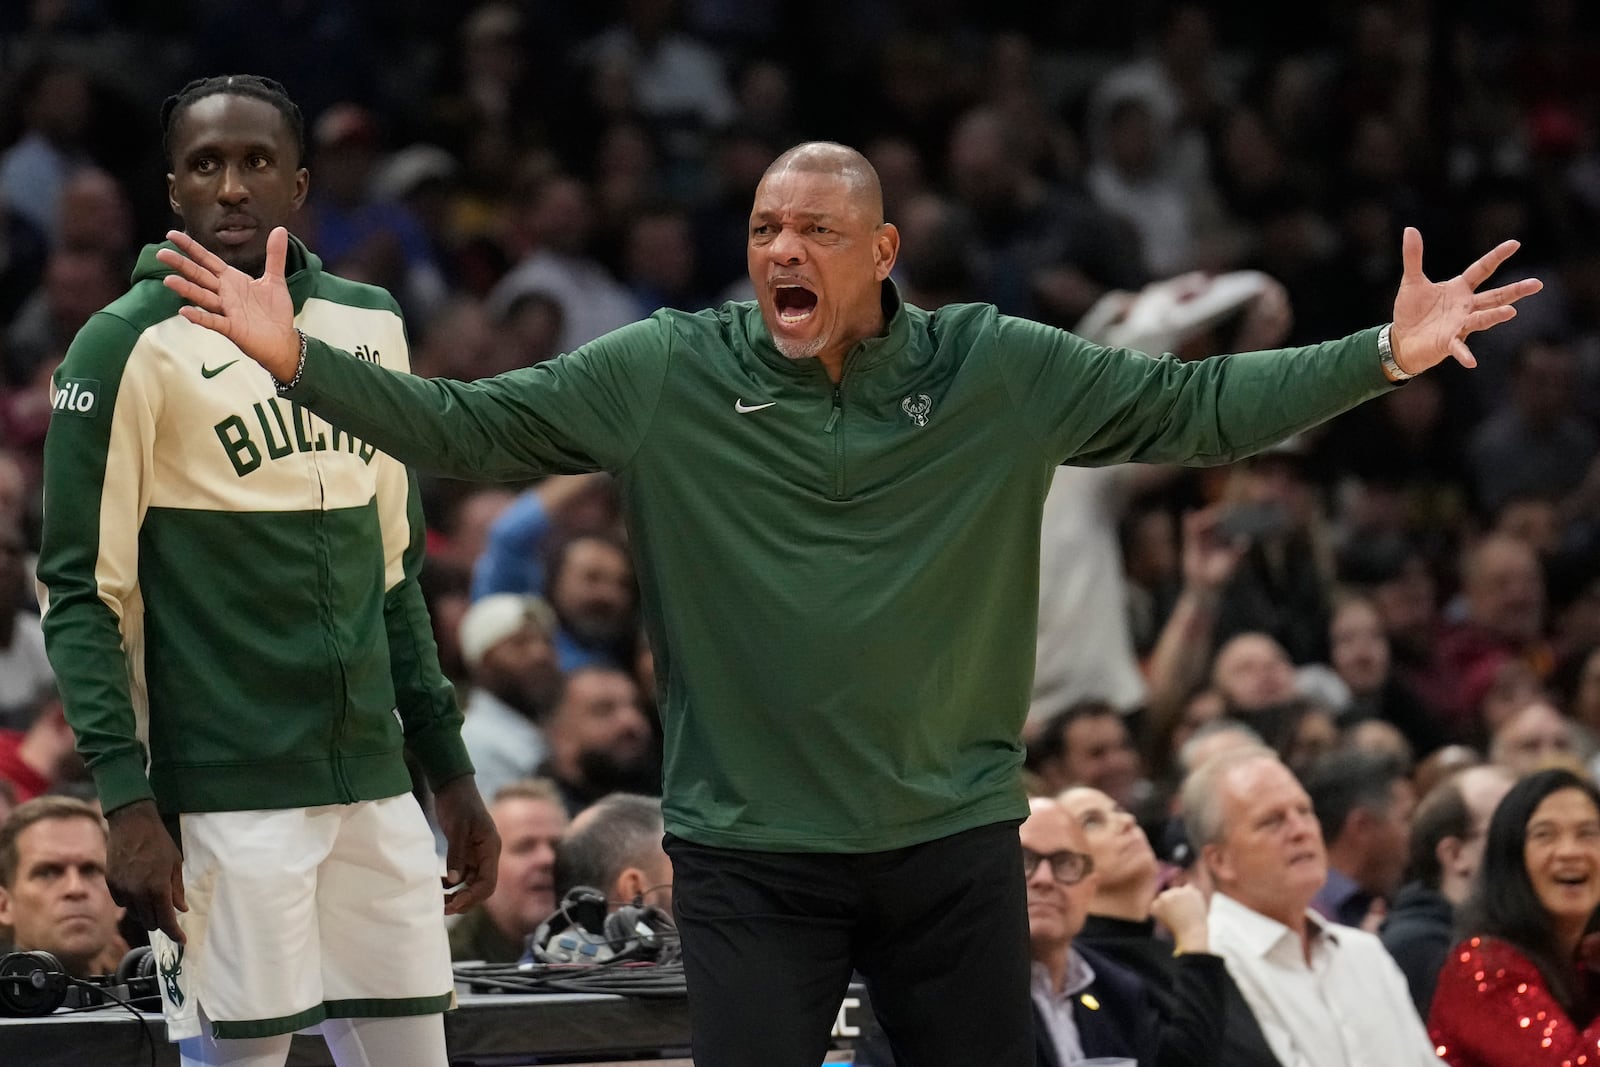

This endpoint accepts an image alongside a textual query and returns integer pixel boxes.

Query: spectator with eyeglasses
[1030,794,1241,1067]
[858,794,1229,1066]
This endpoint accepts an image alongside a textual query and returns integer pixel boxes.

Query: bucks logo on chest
[200,333,382,478]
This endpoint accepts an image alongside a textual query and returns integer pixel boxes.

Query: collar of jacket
[134,232,324,315]
[1387,880,1454,922]
[1078,913,1158,940]
[742,277,915,382]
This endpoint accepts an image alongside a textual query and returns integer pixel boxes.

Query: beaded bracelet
[274,329,308,395]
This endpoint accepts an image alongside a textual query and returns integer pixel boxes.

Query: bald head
[747,140,900,377]
[761,142,884,224]
[1025,794,1086,849]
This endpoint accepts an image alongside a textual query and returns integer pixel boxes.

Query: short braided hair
[161,75,304,167]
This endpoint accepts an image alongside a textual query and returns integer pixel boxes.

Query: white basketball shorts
[149,792,454,1042]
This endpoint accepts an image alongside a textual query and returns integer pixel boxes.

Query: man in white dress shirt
[1180,745,1439,1067]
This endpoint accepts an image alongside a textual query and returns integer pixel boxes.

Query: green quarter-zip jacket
[285,282,1392,852]
[38,236,471,816]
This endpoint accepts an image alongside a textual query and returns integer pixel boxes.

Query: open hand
[1390,227,1543,375]
[156,227,301,381]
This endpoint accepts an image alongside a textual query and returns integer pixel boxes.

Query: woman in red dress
[1430,767,1600,1066]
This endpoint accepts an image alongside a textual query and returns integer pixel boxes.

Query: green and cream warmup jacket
[37,237,472,816]
[281,282,1394,854]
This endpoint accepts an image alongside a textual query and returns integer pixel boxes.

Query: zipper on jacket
[824,387,841,433]
[827,385,846,498]
[311,463,355,802]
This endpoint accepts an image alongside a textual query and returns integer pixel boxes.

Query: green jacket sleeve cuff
[92,755,157,815]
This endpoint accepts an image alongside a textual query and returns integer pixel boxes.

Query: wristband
[274,329,308,394]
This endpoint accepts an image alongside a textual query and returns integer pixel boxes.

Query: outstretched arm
[1000,228,1543,469]
[157,226,663,483]
[1388,227,1542,376]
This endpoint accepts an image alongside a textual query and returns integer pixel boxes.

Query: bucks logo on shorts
[158,943,186,1007]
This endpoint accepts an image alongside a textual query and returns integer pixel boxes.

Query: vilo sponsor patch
[51,378,100,417]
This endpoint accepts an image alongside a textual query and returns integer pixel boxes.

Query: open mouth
[774,284,817,325]
[1554,872,1591,888]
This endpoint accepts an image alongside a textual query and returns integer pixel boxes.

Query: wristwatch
[1377,322,1413,382]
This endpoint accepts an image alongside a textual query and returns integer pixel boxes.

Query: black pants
[665,820,1032,1067]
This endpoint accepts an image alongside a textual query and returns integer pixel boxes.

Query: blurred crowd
[5,0,1600,1061]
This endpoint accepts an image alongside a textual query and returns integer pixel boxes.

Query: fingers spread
[1401,226,1424,280]
[178,305,233,335]
[1463,305,1517,336]
[162,273,223,310]
[1450,339,1478,369]
[1470,277,1544,308]
[1460,239,1521,289]
[164,230,228,274]
[266,227,289,282]
[155,247,223,291]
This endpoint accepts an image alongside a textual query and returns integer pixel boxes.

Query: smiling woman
[1429,769,1600,1066]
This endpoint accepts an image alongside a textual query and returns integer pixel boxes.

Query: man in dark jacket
[859,795,1224,1066]
[1380,763,1514,1014]
[1063,785,1282,1066]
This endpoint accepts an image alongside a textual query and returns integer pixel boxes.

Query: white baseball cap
[457,593,557,672]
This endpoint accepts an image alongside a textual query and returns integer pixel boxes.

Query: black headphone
[603,899,676,962]
[0,950,68,1016]
[529,886,677,965]
[0,946,160,1017]
[530,886,614,963]
[115,945,158,986]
